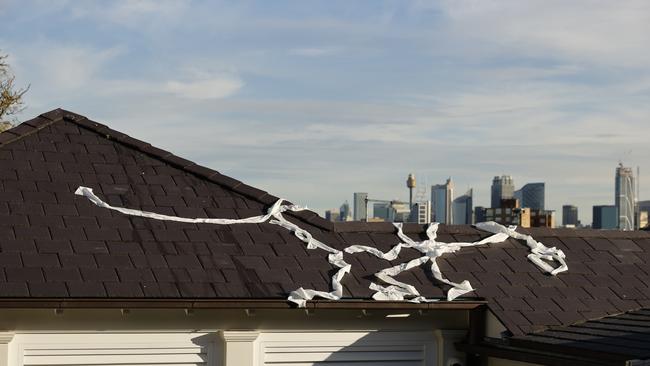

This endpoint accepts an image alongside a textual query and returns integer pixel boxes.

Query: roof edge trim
[0,298,486,310]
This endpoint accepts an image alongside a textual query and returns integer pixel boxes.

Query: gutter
[0,298,486,310]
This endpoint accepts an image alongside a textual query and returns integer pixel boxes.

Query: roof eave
[458,338,630,366]
[0,298,487,310]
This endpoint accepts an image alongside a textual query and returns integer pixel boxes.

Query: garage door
[258,331,437,366]
[10,333,215,366]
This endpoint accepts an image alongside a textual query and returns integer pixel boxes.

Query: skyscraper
[593,205,617,229]
[615,164,635,231]
[491,175,514,208]
[474,206,487,223]
[431,178,453,224]
[562,205,578,227]
[516,183,545,210]
[452,189,473,225]
[353,192,368,221]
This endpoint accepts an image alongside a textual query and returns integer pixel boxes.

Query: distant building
[516,183,545,210]
[530,209,555,228]
[639,200,650,229]
[391,202,412,222]
[474,206,487,223]
[484,206,530,227]
[593,205,617,229]
[353,192,368,221]
[431,178,453,224]
[373,203,392,221]
[491,175,514,208]
[615,164,635,231]
[413,201,431,224]
[562,205,579,227]
[639,200,650,213]
[640,211,649,229]
[325,209,340,222]
[339,201,352,222]
[366,217,386,222]
[452,189,473,225]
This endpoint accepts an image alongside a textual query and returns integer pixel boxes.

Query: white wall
[0,308,471,366]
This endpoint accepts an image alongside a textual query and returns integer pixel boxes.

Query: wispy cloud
[164,76,243,100]
[289,47,342,57]
[15,43,123,90]
[69,0,192,28]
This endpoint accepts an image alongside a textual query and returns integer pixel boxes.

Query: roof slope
[1,109,650,338]
[504,307,650,365]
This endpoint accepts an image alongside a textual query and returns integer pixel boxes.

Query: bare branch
[0,51,28,125]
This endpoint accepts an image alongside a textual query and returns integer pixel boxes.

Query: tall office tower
[431,178,453,224]
[339,201,352,222]
[516,183,545,210]
[474,206,487,223]
[491,175,515,208]
[452,189,473,225]
[562,205,579,227]
[593,205,618,229]
[325,209,340,222]
[615,164,636,231]
[353,192,368,221]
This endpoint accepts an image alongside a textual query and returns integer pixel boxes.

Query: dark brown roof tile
[104,282,144,297]
[66,281,107,297]
[29,282,69,297]
[0,282,29,297]
[1,239,36,253]
[6,268,44,282]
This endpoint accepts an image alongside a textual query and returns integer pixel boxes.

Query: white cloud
[164,76,243,100]
[14,44,123,91]
[70,0,191,28]
[289,47,342,57]
[437,0,650,67]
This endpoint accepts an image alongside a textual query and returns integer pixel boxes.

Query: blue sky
[2,0,649,224]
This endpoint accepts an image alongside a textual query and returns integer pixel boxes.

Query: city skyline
[3,1,648,227]
[325,165,644,226]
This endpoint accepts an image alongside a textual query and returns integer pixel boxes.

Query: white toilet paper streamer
[75,186,567,306]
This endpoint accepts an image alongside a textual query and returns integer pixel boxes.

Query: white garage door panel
[11,333,212,366]
[24,352,206,365]
[265,363,421,366]
[260,331,436,366]
[265,349,422,362]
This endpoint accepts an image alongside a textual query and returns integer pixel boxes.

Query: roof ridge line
[18,108,335,232]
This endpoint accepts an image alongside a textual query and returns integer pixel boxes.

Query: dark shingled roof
[502,307,650,365]
[2,109,650,340]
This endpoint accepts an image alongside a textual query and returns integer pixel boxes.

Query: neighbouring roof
[467,307,650,366]
[513,307,650,362]
[2,109,650,339]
